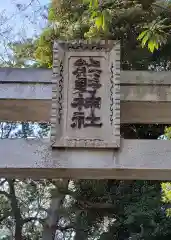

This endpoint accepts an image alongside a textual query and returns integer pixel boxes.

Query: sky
[0,0,50,58]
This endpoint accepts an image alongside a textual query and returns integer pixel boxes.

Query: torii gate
[0,40,171,180]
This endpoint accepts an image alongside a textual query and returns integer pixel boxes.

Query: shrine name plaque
[51,40,120,148]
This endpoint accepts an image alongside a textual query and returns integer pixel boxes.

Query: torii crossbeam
[1,40,171,180]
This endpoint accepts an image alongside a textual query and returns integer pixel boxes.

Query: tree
[27,0,171,70]
[86,0,171,53]
[0,122,52,239]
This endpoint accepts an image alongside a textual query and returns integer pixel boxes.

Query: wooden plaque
[51,40,120,148]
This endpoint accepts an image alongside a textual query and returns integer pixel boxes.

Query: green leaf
[137,17,171,52]
[94,0,99,8]
[89,0,93,8]
[148,40,156,53]
[95,14,103,29]
[137,30,148,41]
[102,13,105,30]
[87,0,99,9]
[142,34,150,47]
[90,10,98,19]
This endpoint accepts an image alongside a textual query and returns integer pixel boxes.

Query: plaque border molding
[51,40,120,148]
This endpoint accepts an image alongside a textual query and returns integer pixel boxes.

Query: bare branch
[0,0,35,28]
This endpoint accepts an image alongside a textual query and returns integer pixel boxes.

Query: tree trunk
[74,229,88,240]
[42,180,69,240]
[8,179,23,240]
[74,214,89,240]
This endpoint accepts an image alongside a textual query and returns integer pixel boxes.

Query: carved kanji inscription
[51,41,120,148]
[70,57,102,129]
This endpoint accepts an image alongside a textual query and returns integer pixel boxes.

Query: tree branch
[39,207,48,213]
[57,224,74,232]
[0,190,10,199]
[0,211,12,223]
[52,187,115,209]
[43,224,75,232]
[152,2,171,13]
[76,200,115,209]
[0,179,7,186]
[7,179,23,240]
[23,217,45,225]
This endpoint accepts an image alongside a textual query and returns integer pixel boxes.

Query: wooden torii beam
[1,68,171,123]
[0,67,171,180]
[1,138,171,180]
